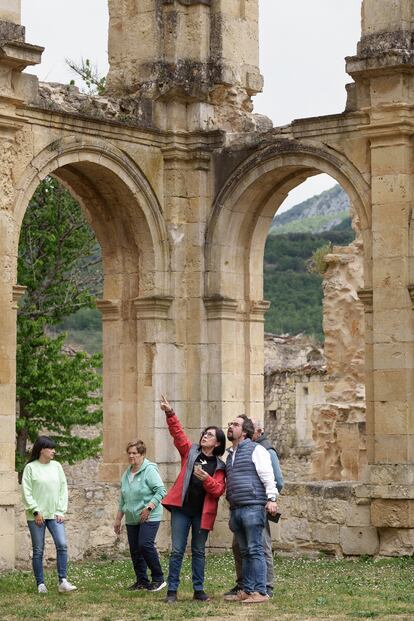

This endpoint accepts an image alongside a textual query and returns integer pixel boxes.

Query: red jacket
[161,412,226,531]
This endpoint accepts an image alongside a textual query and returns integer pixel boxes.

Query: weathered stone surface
[340,526,379,556]
[371,499,414,528]
[311,523,340,544]
[280,518,312,543]
[379,527,414,556]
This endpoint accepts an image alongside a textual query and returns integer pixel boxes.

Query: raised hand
[160,394,172,412]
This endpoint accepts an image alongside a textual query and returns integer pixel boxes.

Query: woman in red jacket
[160,395,226,603]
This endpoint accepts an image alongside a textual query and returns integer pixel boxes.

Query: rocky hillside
[270,184,350,235]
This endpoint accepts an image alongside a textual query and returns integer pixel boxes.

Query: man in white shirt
[225,415,278,604]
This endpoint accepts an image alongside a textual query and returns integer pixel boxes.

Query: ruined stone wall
[263,333,326,480]
[311,238,366,482]
[15,478,414,563]
[265,370,326,480]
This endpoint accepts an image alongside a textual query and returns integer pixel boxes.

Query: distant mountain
[270,184,350,235]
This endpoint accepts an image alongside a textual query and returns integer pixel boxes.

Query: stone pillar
[0,224,21,570]
[96,299,123,482]
[347,0,414,550]
[106,0,261,131]
[369,133,414,460]
[161,145,211,437]
[204,295,241,425]
[134,295,174,475]
[245,300,270,420]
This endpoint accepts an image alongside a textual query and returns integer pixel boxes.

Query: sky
[21,0,362,211]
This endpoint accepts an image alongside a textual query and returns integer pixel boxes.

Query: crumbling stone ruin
[2,0,414,567]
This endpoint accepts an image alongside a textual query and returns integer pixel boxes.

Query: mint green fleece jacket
[22,460,68,520]
[118,459,166,525]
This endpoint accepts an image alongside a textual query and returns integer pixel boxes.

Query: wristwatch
[147,506,153,512]
[33,511,39,516]
[268,497,277,502]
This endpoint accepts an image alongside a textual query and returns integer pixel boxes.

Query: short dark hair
[238,415,254,439]
[126,440,146,455]
[198,426,226,456]
[27,435,56,463]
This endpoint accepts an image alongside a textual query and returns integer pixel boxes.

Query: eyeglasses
[202,431,216,439]
[227,422,241,427]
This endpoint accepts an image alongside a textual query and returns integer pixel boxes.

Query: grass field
[1,554,413,621]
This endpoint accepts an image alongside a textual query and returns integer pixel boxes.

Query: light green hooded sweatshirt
[118,458,166,525]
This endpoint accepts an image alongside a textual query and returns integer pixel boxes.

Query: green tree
[16,177,103,474]
[263,224,354,340]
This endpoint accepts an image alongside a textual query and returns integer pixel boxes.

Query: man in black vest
[225,415,278,604]
[225,419,284,599]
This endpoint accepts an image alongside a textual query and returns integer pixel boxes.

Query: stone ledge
[356,484,414,499]
[283,481,356,500]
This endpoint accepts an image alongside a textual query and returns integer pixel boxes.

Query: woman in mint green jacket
[114,439,166,591]
[21,435,77,594]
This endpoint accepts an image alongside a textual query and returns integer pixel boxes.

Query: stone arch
[12,136,171,480]
[14,136,170,298]
[203,140,371,422]
[206,140,371,301]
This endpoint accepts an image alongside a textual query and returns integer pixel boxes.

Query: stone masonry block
[371,499,414,528]
[340,526,379,555]
[379,527,414,556]
[311,523,340,544]
[0,533,15,571]
[281,518,311,543]
[0,506,14,536]
[346,503,371,527]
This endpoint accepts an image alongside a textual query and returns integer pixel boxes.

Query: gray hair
[252,419,264,432]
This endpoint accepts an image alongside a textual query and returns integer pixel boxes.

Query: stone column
[134,295,174,476]
[245,300,270,420]
[160,143,213,439]
[369,132,414,459]
[204,295,241,425]
[347,0,414,551]
[96,299,123,482]
[0,221,21,570]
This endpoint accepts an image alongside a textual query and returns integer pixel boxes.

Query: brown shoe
[241,592,270,604]
[224,589,245,602]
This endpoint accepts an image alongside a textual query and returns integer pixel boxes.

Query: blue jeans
[126,521,164,584]
[167,508,209,592]
[27,519,68,585]
[229,505,267,595]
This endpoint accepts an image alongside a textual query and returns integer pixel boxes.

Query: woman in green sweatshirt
[114,439,166,592]
[21,435,77,594]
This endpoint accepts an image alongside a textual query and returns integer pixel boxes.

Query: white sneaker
[37,583,48,594]
[58,578,77,593]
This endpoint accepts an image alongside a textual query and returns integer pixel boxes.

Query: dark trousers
[126,521,164,585]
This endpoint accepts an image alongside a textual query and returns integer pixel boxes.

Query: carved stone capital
[96,299,121,322]
[357,288,373,313]
[249,299,271,323]
[203,295,238,320]
[133,295,173,320]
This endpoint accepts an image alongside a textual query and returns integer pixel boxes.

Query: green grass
[1,554,414,621]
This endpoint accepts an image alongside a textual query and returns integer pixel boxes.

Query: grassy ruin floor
[1,554,413,621]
